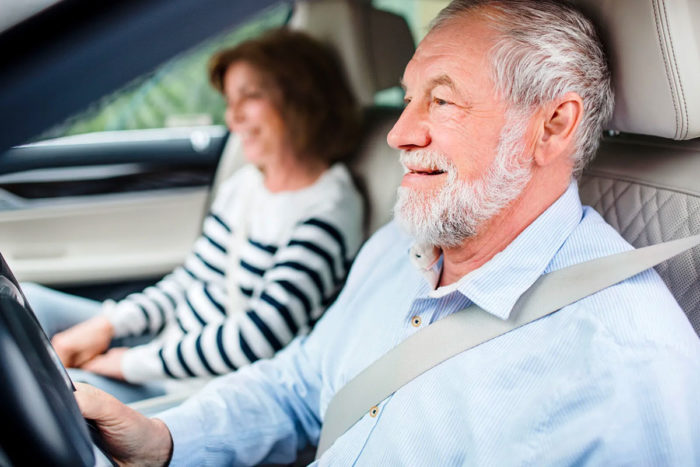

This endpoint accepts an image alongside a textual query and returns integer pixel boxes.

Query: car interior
[0,0,698,465]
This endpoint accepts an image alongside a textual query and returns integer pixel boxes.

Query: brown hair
[209,28,361,165]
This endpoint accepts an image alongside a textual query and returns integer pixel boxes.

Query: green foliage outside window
[42,4,292,139]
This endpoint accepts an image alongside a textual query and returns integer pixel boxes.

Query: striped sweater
[106,163,363,383]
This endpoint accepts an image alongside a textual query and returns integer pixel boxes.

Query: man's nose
[387,103,431,150]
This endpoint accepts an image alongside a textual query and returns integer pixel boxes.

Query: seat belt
[315,233,700,458]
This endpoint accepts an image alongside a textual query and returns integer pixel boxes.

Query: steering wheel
[0,273,96,466]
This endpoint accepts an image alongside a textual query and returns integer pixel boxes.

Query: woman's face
[223,61,289,168]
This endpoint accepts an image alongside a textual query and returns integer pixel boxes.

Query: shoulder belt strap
[315,234,700,458]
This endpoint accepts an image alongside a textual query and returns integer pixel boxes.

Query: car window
[372,0,449,106]
[373,0,449,41]
[37,3,292,141]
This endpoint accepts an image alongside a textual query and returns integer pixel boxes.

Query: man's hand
[52,315,114,368]
[74,383,173,466]
[81,347,128,380]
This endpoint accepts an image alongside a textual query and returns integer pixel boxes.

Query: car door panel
[0,127,227,286]
[0,187,209,286]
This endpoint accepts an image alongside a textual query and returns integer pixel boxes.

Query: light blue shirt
[159,182,700,465]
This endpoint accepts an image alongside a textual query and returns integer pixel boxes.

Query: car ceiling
[0,0,62,32]
[0,0,279,153]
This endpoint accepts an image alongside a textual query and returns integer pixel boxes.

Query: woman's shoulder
[220,164,262,192]
[212,164,263,205]
[301,163,363,219]
[313,163,361,203]
[273,164,363,249]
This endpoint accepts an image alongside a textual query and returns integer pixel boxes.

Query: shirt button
[411,315,422,327]
[369,406,379,417]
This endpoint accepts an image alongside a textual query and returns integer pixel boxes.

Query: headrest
[574,0,700,140]
[289,0,415,106]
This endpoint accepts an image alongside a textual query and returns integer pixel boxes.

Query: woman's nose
[225,102,244,129]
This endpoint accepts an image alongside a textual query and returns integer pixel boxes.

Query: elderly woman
[24,29,364,402]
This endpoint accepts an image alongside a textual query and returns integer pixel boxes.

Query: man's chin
[394,201,474,249]
[394,217,474,249]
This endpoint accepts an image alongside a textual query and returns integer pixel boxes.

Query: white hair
[432,0,614,177]
[394,110,531,247]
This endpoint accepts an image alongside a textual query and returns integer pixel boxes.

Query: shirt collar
[408,181,583,320]
[409,243,442,287]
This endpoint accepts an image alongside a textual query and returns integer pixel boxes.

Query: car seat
[574,0,700,335]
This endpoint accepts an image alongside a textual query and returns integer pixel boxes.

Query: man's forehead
[402,16,497,90]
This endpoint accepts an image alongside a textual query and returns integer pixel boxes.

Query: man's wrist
[150,418,174,466]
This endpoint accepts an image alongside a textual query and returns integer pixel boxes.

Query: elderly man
[78,0,700,465]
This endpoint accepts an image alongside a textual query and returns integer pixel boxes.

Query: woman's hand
[74,383,173,466]
[51,315,114,368]
[81,347,128,380]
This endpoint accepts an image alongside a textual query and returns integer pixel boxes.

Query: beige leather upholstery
[348,107,404,236]
[577,0,700,334]
[211,0,413,237]
[289,0,414,106]
[574,0,700,140]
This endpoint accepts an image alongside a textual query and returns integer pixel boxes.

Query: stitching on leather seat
[660,0,689,139]
[652,0,680,139]
[583,169,700,198]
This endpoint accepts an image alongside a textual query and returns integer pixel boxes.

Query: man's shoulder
[553,206,633,267]
[545,205,675,310]
[557,206,698,354]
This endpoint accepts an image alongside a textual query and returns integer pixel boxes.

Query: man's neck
[438,176,570,287]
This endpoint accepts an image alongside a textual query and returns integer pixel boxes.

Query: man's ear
[532,92,583,167]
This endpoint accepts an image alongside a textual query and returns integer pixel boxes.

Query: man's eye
[433,97,449,106]
[403,97,412,107]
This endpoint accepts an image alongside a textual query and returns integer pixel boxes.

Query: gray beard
[393,118,532,248]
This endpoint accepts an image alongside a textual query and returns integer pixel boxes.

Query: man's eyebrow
[401,74,459,94]
[400,74,463,99]
[428,74,457,92]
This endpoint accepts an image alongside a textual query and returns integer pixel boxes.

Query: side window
[371,0,449,107]
[39,4,292,140]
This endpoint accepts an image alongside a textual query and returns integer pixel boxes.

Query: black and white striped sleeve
[122,215,356,380]
[107,208,232,339]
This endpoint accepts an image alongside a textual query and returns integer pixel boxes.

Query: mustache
[399,150,456,174]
